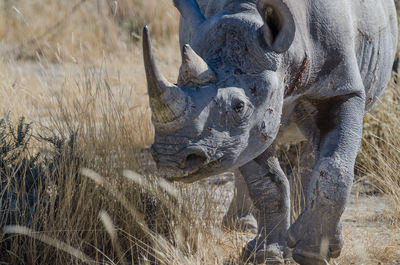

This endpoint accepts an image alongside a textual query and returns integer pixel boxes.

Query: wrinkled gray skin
[142,0,398,264]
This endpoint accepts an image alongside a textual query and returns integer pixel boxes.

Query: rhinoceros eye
[233,101,245,114]
[231,98,253,123]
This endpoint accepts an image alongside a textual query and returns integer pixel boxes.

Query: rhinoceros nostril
[184,153,207,170]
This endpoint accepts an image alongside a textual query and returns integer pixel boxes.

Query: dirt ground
[211,178,400,264]
[339,189,400,264]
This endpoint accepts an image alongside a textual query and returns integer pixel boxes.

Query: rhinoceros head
[143,0,295,182]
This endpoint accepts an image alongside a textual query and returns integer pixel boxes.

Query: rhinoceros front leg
[222,170,258,234]
[240,144,291,264]
[288,93,365,264]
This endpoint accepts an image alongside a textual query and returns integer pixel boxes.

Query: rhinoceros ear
[257,0,295,53]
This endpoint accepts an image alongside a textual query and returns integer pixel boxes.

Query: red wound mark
[262,132,269,141]
[285,54,309,97]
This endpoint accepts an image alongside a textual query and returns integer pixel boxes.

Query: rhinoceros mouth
[161,156,224,183]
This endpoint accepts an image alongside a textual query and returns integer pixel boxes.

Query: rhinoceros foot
[287,208,344,265]
[222,213,258,234]
[241,238,291,265]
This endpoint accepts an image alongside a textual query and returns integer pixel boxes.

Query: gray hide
[142,0,398,264]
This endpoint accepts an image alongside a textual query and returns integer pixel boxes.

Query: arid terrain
[0,1,399,264]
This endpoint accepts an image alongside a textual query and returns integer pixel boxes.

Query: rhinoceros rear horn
[142,26,190,125]
[178,44,216,87]
[257,0,295,53]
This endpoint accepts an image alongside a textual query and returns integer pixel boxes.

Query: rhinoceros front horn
[142,26,190,125]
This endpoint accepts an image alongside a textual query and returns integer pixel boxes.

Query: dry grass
[357,82,400,225]
[0,0,399,264]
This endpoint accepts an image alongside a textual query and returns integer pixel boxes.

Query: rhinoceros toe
[287,209,344,264]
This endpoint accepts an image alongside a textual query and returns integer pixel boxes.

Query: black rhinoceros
[142,0,398,264]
